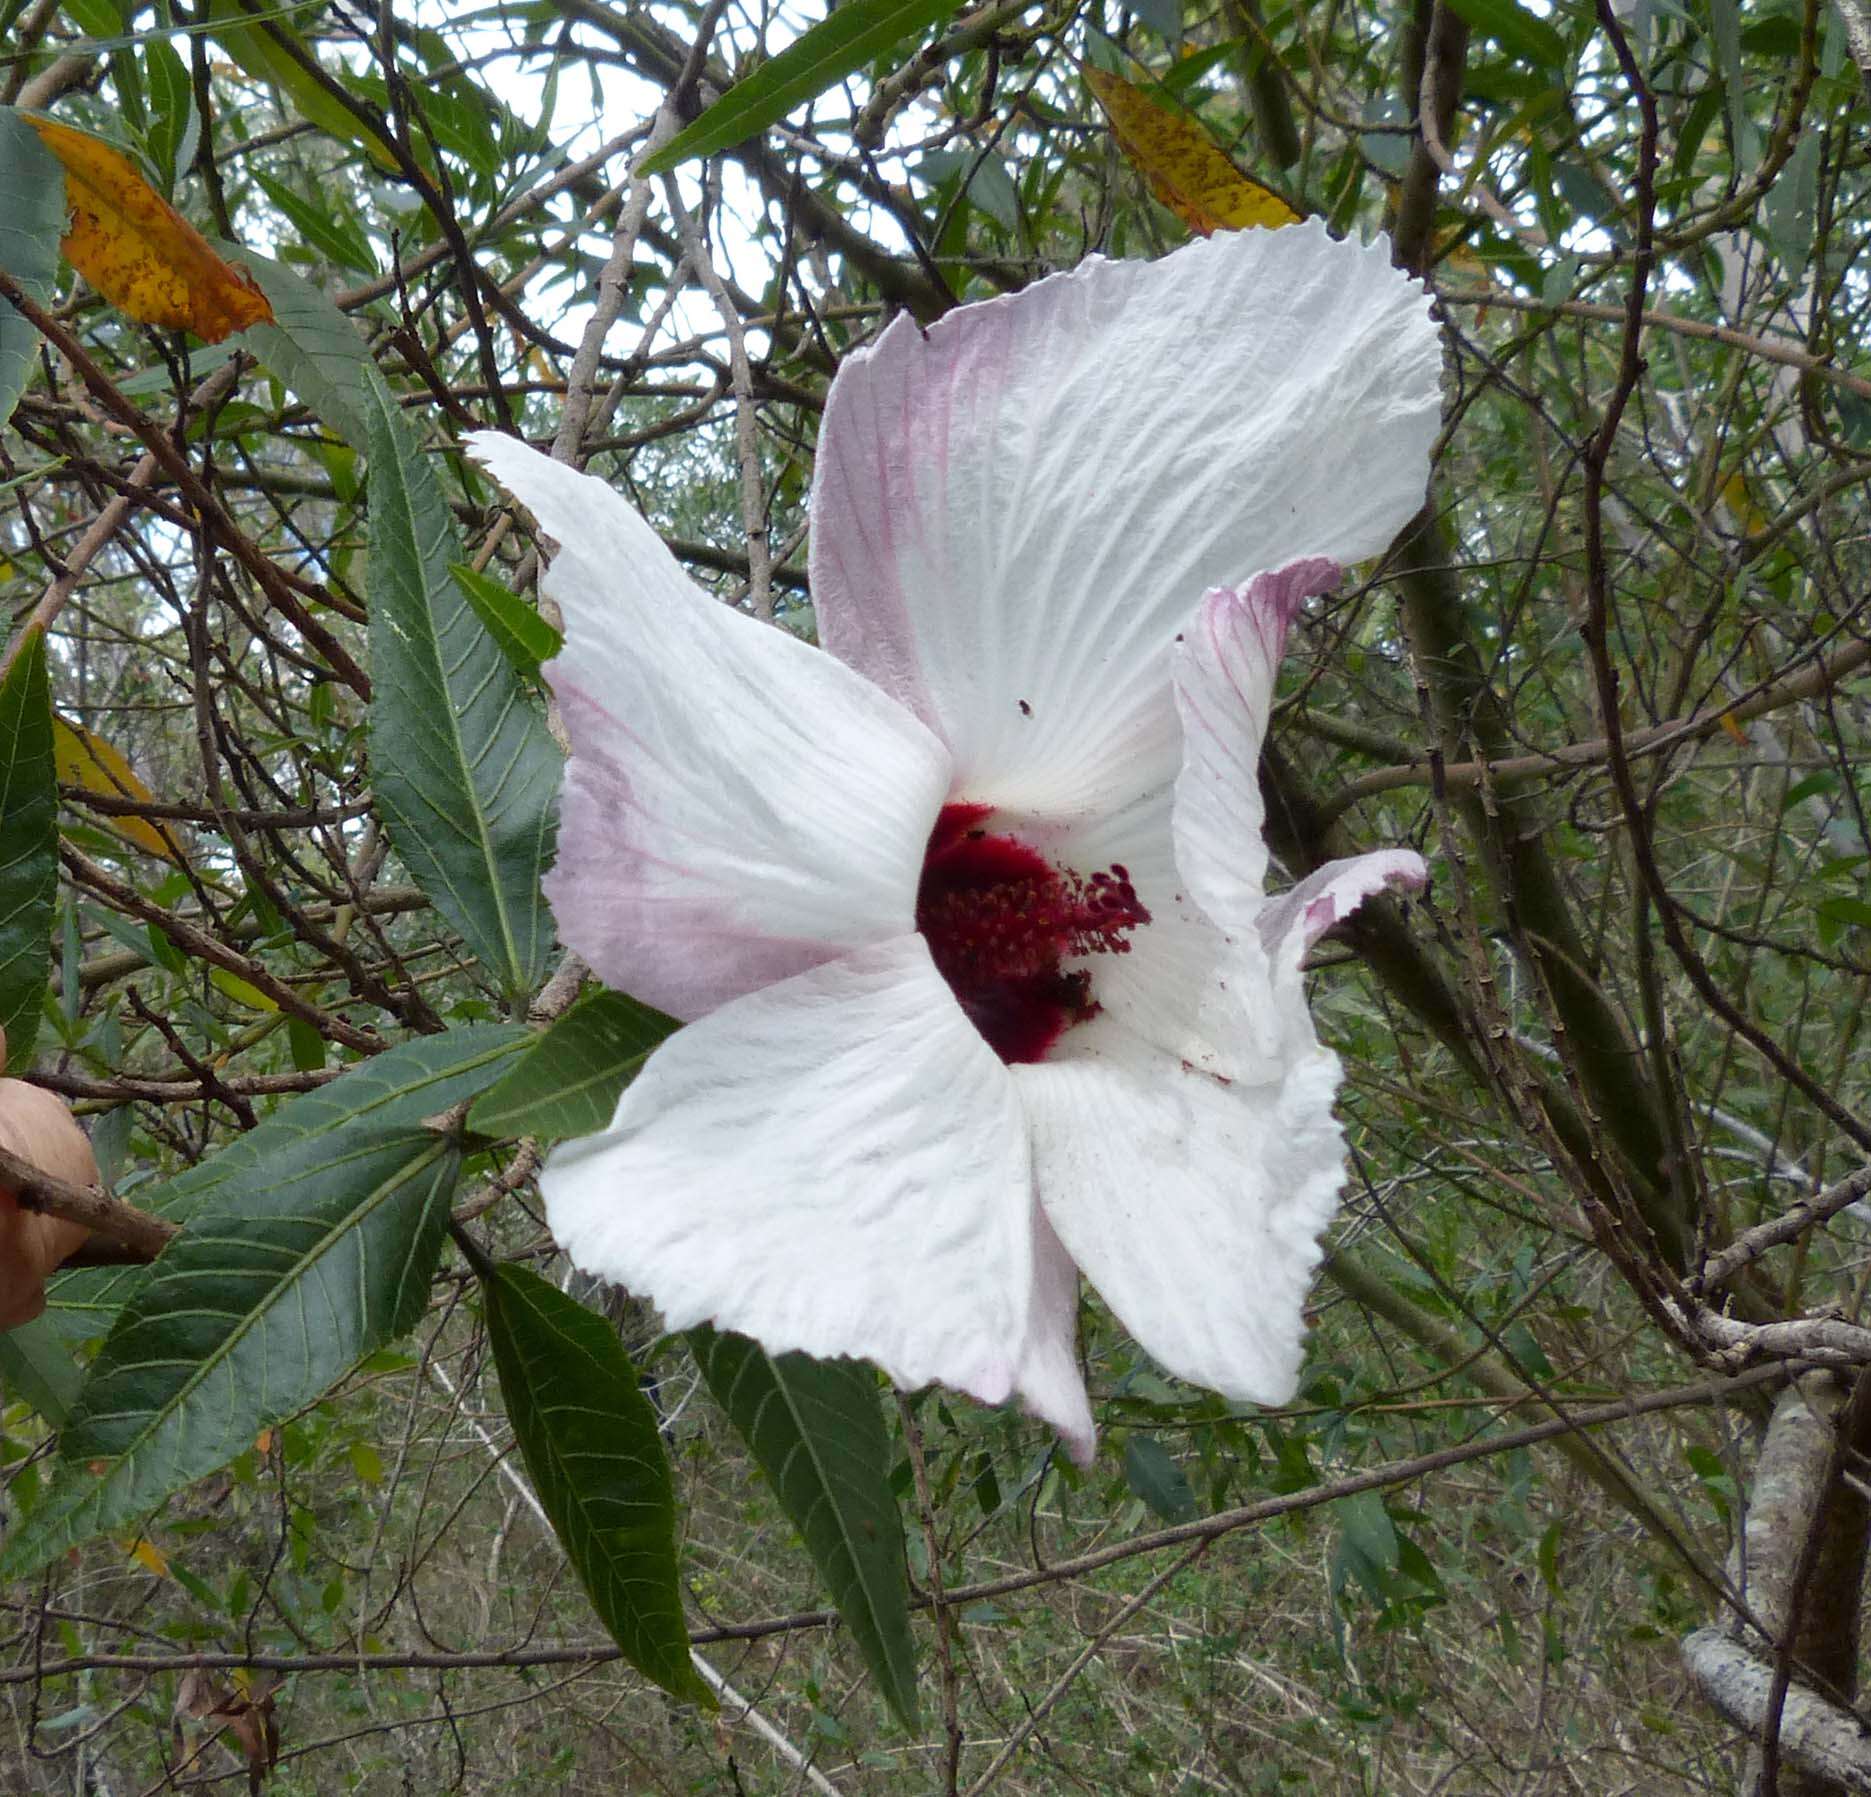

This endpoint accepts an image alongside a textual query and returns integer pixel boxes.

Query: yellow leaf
[52,714,183,863]
[1083,66,1300,237]
[1717,711,1751,744]
[210,967,277,1012]
[1720,468,1770,538]
[23,114,273,341]
[127,1536,170,1577]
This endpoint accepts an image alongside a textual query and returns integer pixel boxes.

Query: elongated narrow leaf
[1440,0,1566,70]
[0,110,64,427]
[691,1327,920,1728]
[0,630,57,1068]
[27,1026,528,1465]
[470,990,676,1142]
[450,563,562,677]
[0,1121,462,1576]
[17,111,273,339]
[362,372,559,1003]
[1084,67,1300,235]
[200,0,397,170]
[483,1263,713,1707]
[638,0,961,176]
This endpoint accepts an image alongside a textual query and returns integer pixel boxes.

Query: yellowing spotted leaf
[1720,468,1770,538]
[1084,67,1300,236]
[22,114,272,341]
[52,715,183,863]
[127,1536,170,1577]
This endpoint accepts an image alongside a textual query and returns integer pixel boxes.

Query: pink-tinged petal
[1257,850,1428,969]
[541,933,1093,1448]
[812,220,1441,820]
[467,433,952,1021]
[1014,1037,1350,1406]
[1171,561,1343,919]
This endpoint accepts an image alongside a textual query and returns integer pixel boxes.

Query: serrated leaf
[482,1263,712,1706]
[1084,67,1300,236]
[236,248,370,447]
[1441,0,1566,71]
[16,111,272,340]
[0,110,65,427]
[1121,1434,1198,1523]
[1,1121,464,1577]
[362,371,560,1004]
[0,630,58,1068]
[450,562,563,676]
[639,0,961,176]
[470,989,676,1142]
[39,1026,528,1404]
[51,714,182,863]
[690,1326,920,1728]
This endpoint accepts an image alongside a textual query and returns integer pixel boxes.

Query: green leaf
[0,629,56,1069]
[482,1262,712,1707]
[470,989,676,1142]
[1,1121,465,1576]
[450,562,563,676]
[638,0,962,176]
[200,0,397,170]
[690,1326,920,1728]
[1817,895,1871,930]
[1331,1489,1400,1604]
[249,168,376,276]
[42,1026,528,1384]
[362,370,560,1004]
[236,249,371,447]
[1121,1434,1198,1524]
[1440,0,1565,70]
[142,36,198,194]
[0,1314,84,1423]
[0,109,66,428]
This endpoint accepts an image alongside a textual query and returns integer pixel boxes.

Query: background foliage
[2,0,1869,1789]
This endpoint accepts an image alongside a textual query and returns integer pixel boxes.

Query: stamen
[917,804,1149,1064]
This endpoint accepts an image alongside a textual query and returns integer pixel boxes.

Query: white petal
[811,221,1440,821]
[541,933,1092,1446]
[1015,1041,1350,1405]
[1171,561,1343,920]
[1257,850,1429,971]
[467,432,951,1021]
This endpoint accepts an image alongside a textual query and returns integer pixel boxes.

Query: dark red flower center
[916,803,1150,1065]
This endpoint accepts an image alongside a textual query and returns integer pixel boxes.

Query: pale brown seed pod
[0,1022,98,1330]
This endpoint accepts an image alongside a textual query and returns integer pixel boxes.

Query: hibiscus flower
[467,217,1440,1462]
